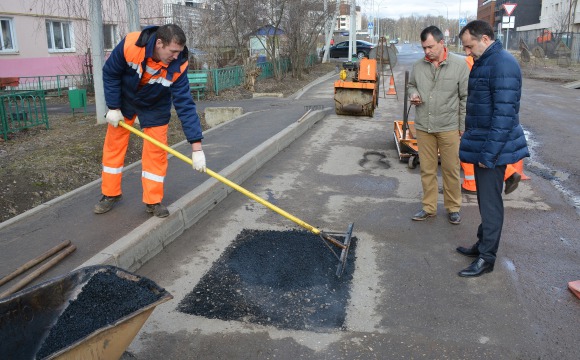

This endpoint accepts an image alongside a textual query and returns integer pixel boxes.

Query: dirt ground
[0,63,336,223]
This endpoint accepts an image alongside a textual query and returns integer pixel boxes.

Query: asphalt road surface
[128,44,580,359]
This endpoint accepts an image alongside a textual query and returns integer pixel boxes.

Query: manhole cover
[178,229,357,331]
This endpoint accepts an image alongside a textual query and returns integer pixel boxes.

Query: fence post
[212,69,219,96]
[56,75,61,97]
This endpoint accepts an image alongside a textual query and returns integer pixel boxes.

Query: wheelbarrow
[392,70,420,169]
[0,265,172,359]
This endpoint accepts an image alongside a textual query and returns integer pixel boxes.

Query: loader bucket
[0,265,172,360]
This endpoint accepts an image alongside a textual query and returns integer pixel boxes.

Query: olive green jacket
[408,51,469,133]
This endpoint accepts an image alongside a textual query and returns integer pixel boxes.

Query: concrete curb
[292,71,337,100]
[79,108,330,271]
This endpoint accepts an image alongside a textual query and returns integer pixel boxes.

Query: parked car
[389,39,399,44]
[329,40,376,59]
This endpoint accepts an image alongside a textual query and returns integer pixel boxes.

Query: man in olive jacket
[456,20,530,277]
[408,26,469,225]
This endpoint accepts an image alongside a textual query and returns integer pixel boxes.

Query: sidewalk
[0,72,337,291]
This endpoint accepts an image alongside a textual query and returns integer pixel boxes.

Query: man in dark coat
[456,20,530,277]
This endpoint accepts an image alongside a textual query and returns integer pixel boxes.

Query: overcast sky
[360,0,479,20]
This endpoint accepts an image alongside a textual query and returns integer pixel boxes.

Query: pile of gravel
[178,228,356,331]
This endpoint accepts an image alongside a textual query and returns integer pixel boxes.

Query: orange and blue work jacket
[103,26,203,143]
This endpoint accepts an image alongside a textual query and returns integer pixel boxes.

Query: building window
[0,18,16,52]
[103,24,118,50]
[46,20,74,52]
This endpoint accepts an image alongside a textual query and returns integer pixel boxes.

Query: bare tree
[280,0,328,79]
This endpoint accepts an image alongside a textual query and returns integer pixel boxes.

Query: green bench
[187,72,208,100]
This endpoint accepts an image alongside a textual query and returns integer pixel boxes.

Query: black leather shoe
[504,172,521,195]
[412,210,435,221]
[458,258,494,277]
[456,244,479,257]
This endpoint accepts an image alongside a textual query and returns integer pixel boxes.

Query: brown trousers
[416,129,461,214]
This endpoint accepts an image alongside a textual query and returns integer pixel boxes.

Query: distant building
[477,0,579,34]
[493,0,542,30]
[477,0,496,26]
[0,0,212,78]
[517,0,580,32]
[335,1,361,32]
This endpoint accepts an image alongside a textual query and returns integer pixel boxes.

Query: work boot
[504,172,521,195]
[93,195,122,214]
[146,203,169,218]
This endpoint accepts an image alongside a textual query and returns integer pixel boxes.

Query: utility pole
[349,0,356,60]
[436,2,449,41]
[457,0,462,52]
[90,0,106,124]
[322,0,340,63]
[126,0,141,32]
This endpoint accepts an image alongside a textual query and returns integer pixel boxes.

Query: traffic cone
[512,159,530,180]
[568,280,580,299]
[386,75,397,95]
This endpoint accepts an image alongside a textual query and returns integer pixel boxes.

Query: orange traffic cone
[512,159,530,180]
[386,76,397,95]
[568,280,580,299]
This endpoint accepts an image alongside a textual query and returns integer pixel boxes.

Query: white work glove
[105,109,124,127]
[192,150,206,172]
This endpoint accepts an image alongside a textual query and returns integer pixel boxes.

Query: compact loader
[334,57,379,117]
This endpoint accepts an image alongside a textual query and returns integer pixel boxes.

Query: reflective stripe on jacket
[103,26,203,143]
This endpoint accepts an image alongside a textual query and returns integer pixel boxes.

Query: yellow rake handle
[118,121,344,245]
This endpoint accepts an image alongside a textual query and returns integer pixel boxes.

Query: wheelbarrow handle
[117,121,345,249]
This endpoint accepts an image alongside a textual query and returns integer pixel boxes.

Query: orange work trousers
[461,162,517,192]
[101,117,168,205]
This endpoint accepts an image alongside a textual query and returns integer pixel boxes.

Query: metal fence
[257,58,291,80]
[0,91,49,141]
[0,54,316,131]
[193,57,308,95]
[210,67,243,95]
[2,74,93,97]
[511,30,579,63]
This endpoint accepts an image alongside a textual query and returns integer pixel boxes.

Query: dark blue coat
[459,41,529,167]
[103,26,203,143]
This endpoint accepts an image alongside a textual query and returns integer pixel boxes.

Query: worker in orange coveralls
[461,56,521,195]
[94,24,206,218]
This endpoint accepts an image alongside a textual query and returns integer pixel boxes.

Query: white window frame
[46,20,75,53]
[103,23,118,50]
[0,17,18,53]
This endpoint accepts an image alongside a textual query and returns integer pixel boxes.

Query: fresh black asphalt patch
[178,229,357,331]
[36,268,166,358]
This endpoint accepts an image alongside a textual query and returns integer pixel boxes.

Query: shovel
[118,121,354,277]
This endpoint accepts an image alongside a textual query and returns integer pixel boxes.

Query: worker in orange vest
[461,56,522,195]
[95,24,206,218]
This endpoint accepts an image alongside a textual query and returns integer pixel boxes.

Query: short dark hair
[420,26,444,43]
[459,20,495,41]
[156,24,186,46]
